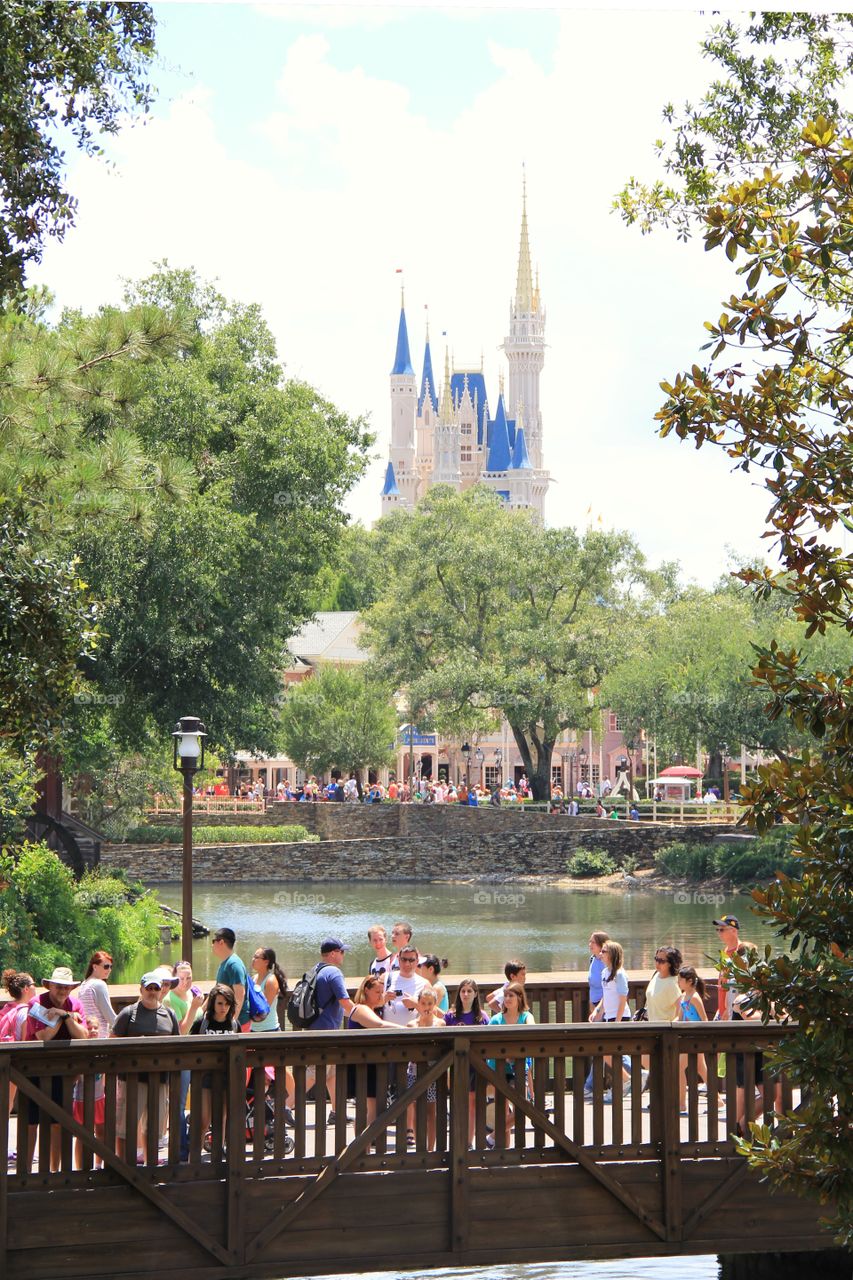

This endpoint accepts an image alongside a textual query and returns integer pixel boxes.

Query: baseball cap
[141,972,167,988]
[320,937,348,954]
[713,915,740,930]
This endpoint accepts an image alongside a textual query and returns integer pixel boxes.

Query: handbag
[632,1006,648,1022]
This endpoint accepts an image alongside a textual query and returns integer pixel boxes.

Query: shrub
[566,847,616,877]
[654,841,715,880]
[712,831,800,884]
[124,824,318,845]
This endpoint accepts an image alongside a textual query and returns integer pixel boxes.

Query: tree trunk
[509,726,554,803]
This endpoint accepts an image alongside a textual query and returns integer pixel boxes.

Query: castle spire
[391,300,414,376]
[419,322,438,415]
[439,347,453,420]
[515,168,535,312]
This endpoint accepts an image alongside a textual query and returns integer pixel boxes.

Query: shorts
[735,1053,764,1087]
[73,1097,106,1126]
[346,1063,378,1099]
[116,1080,169,1143]
[407,1063,437,1103]
[27,1074,69,1125]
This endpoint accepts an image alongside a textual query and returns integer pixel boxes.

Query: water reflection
[291,1260,718,1280]
[118,880,776,985]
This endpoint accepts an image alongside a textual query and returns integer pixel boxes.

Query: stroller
[203,1071,295,1156]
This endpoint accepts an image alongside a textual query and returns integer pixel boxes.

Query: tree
[279,665,397,792]
[362,486,658,802]
[70,267,372,757]
[623,15,853,1242]
[0,3,157,295]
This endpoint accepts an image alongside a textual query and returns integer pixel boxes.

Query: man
[388,920,414,971]
[111,972,180,1160]
[307,939,354,1123]
[211,927,250,1030]
[713,914,763,1130]
[25,966,88,1171]
[367,925,394,978]
[382,945,426,1027]
[487,960,527,1013]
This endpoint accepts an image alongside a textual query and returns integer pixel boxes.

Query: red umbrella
[659,765,703,778]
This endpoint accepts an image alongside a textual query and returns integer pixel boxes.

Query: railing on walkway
[149,795,267,815]
[3,1021,815,1280]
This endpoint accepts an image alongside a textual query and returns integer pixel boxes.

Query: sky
[33,1,788,583]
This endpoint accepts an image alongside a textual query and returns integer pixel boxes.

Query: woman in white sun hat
[23,967,87,1172]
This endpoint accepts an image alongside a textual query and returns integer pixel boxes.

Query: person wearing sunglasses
[77,950,117,1036]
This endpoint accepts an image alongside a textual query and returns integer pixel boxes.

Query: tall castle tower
[381,182,549,518]
[503,174,545,473]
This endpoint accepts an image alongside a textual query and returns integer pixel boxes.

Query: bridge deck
[1,1022,831,1279]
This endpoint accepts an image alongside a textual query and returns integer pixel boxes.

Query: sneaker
[602,1090,613,1104]
[485,1133,495,1149]
[640,1070,650,1093]
[283,1107,297,1127]
[623,1081,632,1097]
[326,1110,336,1125]
[583,1088,594,1100]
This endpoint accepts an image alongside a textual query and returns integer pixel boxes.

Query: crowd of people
[2,912,764,1166]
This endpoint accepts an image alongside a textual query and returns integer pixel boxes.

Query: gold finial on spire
[480,349,484,372]
[533,266,540,313]
[439,346,453,420]
[515,166,534,312]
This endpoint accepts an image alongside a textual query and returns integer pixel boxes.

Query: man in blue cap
[309,938,354,1124]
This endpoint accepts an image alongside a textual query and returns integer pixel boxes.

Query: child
[405,986,444,1150]
[677,966,708,1113]
[190,984,240,1147]
[73,1017,105,1168]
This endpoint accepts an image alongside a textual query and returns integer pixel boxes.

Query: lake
[117,878,777,986]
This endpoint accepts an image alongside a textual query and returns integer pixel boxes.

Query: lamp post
[461,742,471,792]
[578,746,587,796]
[474,746,484,791]
[172,716,207,963]
[625,740,636,817]
[720,741,730,806]
[494,747,503,789]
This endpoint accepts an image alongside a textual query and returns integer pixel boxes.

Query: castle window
[461,423,472,435]
[461,446,472,463]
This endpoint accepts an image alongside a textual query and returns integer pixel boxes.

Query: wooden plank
[37,1074,51,1173]
[272,1063,287,1162]
[80,1071,95,1173]
[167,1071,181,1166]
[0,1059,8,1276]
[124,1074,138,1165]
[687,1051,699,1144]
[725,1048,738,1144]
[572,1054,585,1145]
[591,1054,604,1147]
[450,1037,470,1254]
[630,1054,643,1146]
[145,1075,159,1168]
[294,1063,307,1159]
[334,1066,348,1156]
[681,1158,751,1239]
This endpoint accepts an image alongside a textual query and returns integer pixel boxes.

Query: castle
[380,183,550,517]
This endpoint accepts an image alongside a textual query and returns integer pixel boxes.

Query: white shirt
[383,971,426,1025]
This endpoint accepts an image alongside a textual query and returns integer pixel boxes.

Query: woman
[346,975,388,1132]
[590,941,632,1101]
[250,948,287,1033]
[645,946,683,1020]
[445,978,489,1142]
[167,962,204,1161]
[1,970,36,1152]
[417,955,449,1013]
[190,983,240,1146]
[677,966,709,1113]
[487,982,535,1148]
[77,951,117,1036]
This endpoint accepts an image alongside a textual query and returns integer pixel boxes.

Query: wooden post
[660,1033,683,1242]
[0,1059,8,1277]
[450,1037,470,1254]
[226,1041,247,1265]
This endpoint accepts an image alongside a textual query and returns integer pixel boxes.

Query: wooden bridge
[1,1008,832,1280]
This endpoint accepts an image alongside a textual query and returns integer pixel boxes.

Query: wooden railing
[149,795,267,815]
[2,1022,828,1278]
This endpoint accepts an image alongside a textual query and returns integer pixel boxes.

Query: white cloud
[34,8,775,584]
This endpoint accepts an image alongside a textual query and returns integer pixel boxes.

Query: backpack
[246,980,271,1024]
[286,962,329,1029]
[0,1002,23,1042]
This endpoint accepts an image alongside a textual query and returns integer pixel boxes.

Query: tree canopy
[279,664,397,787]
[362,486,660,801]
[0,2,157,296]
[622,13,853,1242]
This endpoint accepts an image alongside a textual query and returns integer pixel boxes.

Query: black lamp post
[578,746,588,794]
[474,746,484,790]
[494,747,503,788]
[461,742,471,792]
[720,741,730,805]
[172,716,207,963]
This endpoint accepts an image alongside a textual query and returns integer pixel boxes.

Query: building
[381,180,550,519]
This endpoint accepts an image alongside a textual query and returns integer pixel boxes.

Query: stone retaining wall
[103,822,740,883]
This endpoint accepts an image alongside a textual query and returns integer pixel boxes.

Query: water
[117,879,776,985]
[292,1262,718,1280]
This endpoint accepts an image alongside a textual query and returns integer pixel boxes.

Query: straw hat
[43,966,79,987]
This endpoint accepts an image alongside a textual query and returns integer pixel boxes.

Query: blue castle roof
[511,425,532,470]
[486,393,517,451]
[381,459,400,497]
[485,394,512,472]
[450,371,488,444]
[419,338,438,414]
[391,307,414,376]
